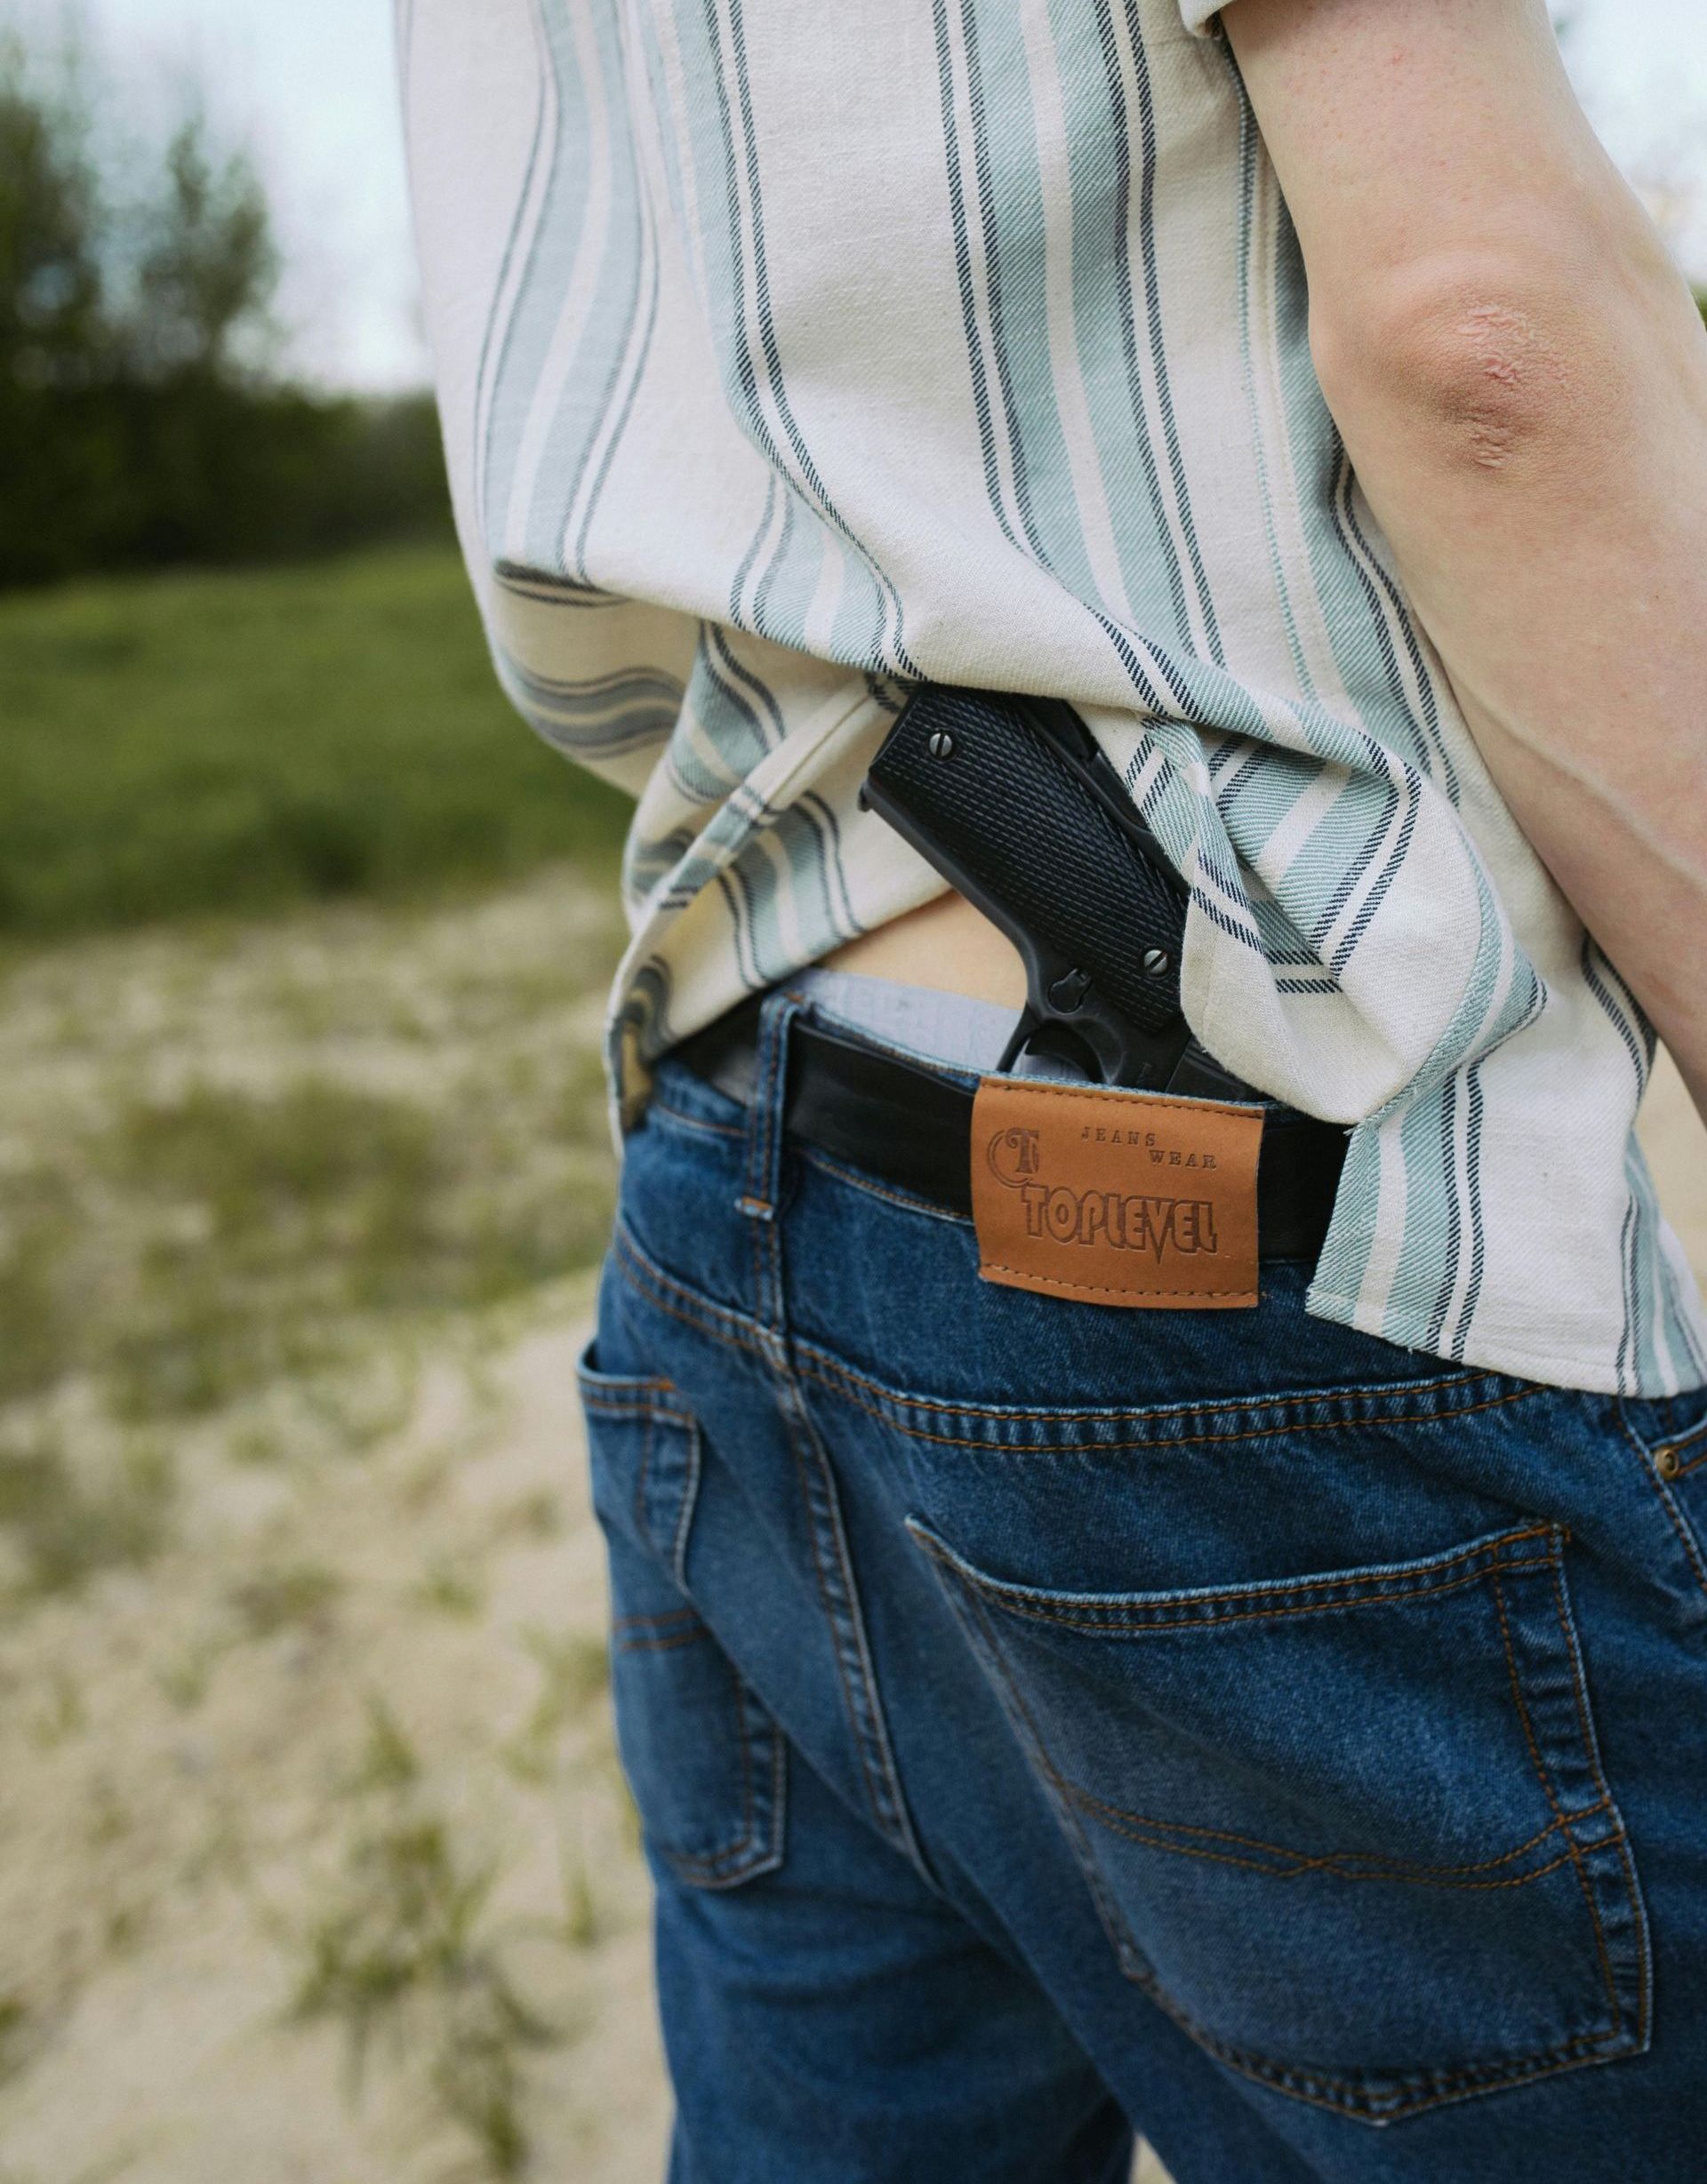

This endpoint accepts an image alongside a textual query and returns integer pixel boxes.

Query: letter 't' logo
[986,1125,1041,1189]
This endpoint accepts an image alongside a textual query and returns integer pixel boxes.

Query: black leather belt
[670,996,1347,1263]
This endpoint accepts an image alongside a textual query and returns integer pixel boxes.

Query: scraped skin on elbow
[1224,0,1707,1117]
[1324,277,1591,477]
[1439,301,1573,470]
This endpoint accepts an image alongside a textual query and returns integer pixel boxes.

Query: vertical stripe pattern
[400,0,1706,1396]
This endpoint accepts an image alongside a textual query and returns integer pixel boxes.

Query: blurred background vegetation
[0,30,450,586]
[0,13,1697,952]
[0,5,1703,2181]
[0,20,655,2183]
[0,28,628,947]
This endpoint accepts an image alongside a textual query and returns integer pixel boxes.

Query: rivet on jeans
[1656,1446,1683,1483]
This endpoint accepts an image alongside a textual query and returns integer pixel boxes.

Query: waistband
[670,992,1348,1262]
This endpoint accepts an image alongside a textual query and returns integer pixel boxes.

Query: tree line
[2,32,1702,596]
[0,35,450,590]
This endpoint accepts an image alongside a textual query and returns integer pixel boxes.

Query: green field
[0,541,634,1436]
[0,543,629,940]
[0,548,660,2179]
[0,546,641,1445]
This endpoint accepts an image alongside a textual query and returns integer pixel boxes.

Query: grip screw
[1142,948,1170,977]
[927,729,955,759]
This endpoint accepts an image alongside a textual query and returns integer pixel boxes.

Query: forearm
[1225,0,1707,1114]
[1320,266,1707,1113]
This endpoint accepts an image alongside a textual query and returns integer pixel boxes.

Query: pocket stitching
[942,1554,1631,2114]
[1615,1407,1707,1615]
[798,1339,1501,1427]
[610,1213,1522,1444]
[613,1606,702,1635]
[1489,1568,1630,2039]
[1546,1554,1653,2052]
[582,1364,786,1892]
[581,1386,696,1432]
[804,1354,1537,1456]
[613,1219,763,1363]
[909,1516,1554,1628]
[919,1523,1644,2120]
[1141,1970,1627,2123]
[656,1655,786,1889]
[1059,1777,1613,1886]
[616,1624,714,1656]
[932,1557,1543,1636]
[669,1414,703,1590]
[1068,1800,1602,1893]
[646,1095,746,1142]
[613,1604,709,1652]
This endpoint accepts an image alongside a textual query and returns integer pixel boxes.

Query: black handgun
[862,686,1247,1099]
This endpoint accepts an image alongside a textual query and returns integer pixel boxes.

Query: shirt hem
[1304,1283,1707,1400]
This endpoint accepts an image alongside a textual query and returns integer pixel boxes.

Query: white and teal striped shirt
[400,0,1706,1396]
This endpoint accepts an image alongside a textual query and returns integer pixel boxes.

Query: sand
[0,875,1699,2183]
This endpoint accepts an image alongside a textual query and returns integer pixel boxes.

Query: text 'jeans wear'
[580,986,1707,2184]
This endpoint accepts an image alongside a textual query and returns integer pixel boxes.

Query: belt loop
[738,987,802,1223]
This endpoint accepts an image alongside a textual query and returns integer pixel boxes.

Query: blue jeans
[579,988,1707,2183]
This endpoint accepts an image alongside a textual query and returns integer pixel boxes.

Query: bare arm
[1221,0,1707,1116]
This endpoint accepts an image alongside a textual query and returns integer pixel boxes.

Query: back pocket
[909,1516,1647,2123]
[580,1348,784,1891]
[1637,1400,1707,1619]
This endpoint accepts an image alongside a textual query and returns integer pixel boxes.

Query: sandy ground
[0,1300,669,2184]
[0,876,1700,2184]
[0,874,665,2183]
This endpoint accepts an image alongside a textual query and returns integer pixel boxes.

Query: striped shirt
[399,0,1706,1396]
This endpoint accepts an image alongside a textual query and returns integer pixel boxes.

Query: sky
[28,0,1707,392]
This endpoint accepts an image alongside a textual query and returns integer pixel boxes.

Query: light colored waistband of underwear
[789,967,1019,1076]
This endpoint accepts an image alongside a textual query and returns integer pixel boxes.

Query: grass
[501,1628,613,1788]
[0,889,622,1426]
[0,1437,175,1601]
[0,544,629,940]
[0,1993,30,2086]
[228,1561,345,1642]
[0,546,629,1422]
[291,1808,555,2174]
[292,1702,570,2180]
[0,1066,614,1421]
[0,549,661,2176]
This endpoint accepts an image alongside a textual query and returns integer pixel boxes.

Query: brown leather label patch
[970,1078,1264,1309]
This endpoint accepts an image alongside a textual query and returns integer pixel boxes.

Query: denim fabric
[579,988,1707,2184]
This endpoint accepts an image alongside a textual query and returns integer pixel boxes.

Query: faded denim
[579,988,1707,2183]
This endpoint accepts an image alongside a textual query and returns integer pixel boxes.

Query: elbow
[1308,250,1601,478]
